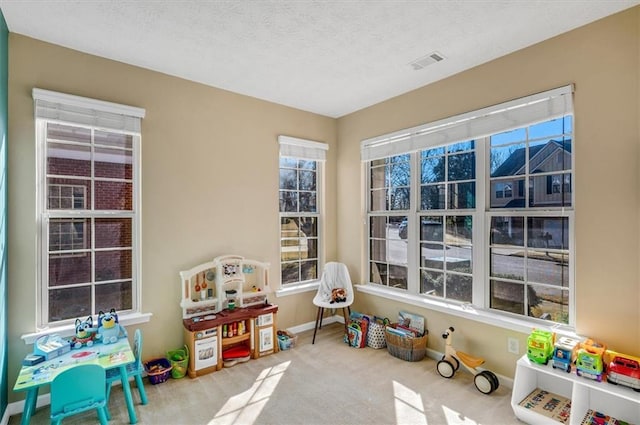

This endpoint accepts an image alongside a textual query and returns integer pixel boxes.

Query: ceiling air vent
[409,52,445,70]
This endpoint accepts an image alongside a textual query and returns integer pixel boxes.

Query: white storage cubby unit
[511,355,640,424]
[180,255,270,317]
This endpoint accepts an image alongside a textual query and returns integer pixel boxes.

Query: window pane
[370,165,386,189]
[390,163,410,186]
[529,117,570,140]
[490,144,525,177]
[47,123,91,144]
[279,157,297,168]
[447,152,475,181]
[420,156,444,184]
[490,280,524,315]
[388,265,407,289]
[527,217,568,250]
[299,160,316,170]
[279,169,297,190]
[96,281,133,313]
[420,184,445,210]
[47,180,90,210]
[527,284,569,324]
[421,243,444,269]
[94,131,133,149]
[529,174,571,207]
[420,216,443,242]
[95,181,132,210]
[370,262,387,285]
[529,139,571,174]
[491,128,526,146]
[95,218,132,249]
[299,192,317,212]
[490,248,525,281]
[94,147,132,179]
[371,239,387,262]
[448,182,475,209]
[300,260,317,281]
[95,249,132,282]
[47,142,91,177]
[49,253,91,286]
[49,286,91,322]
[447,140,474,153]
[370,188,388,211]
[390,187,410,210]
[490,216,524,246]
[299,170,316,191]
[280,191,297,212]
[447,274,472,302]
[490,177,525,208]
[281,263,299,284]
[300,217,317,237]
[421,270,443,296]
[370,216,387,239]
[49,218,90,252]
[527,251,569,287]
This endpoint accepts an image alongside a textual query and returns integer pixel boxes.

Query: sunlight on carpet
[442,404,480,425]
[393,380,427,425]
[207,360,291,425]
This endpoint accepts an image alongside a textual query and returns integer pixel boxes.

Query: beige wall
[7,35,337,401]
[6,6,640,401]
[338,7,640,376]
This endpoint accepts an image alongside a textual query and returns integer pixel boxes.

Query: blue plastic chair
[105,328,148,418]
[50,364,108,425]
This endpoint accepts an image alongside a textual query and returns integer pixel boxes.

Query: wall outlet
[508,337,519,354]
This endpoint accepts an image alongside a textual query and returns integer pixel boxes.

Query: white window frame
[277,135,327,290]
[361,85,575,332]
[34,88,145,329]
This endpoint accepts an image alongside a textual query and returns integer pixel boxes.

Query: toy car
[607,352,640,391]
[551,336,581,373]
[527,329,555,365]
[576,339,606,382]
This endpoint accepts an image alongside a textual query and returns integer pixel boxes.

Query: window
[34,89,145,327]
[362,85,574,325]
[278,136,327,286]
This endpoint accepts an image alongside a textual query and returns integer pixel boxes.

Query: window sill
[275,280,320,297]
[356,284,578,337]
[20,311,153,345]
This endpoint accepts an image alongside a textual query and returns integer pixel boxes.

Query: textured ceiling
[1,1,639,118]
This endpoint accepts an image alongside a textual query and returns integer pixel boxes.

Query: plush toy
[96,308,127,344]
[71,316,96,349]
[330,288,347,304]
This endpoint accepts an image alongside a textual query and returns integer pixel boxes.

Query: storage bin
[277,330,298,351]
[166,345,189,379]
[144,358,172,384]
[385,324,428,362]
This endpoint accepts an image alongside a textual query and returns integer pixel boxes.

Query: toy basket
[385,324,428,362]
[166,345,189,379]
[277,330,298,351]
[144,358,172,385]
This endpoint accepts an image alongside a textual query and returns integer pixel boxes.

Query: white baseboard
[3,392,51,424]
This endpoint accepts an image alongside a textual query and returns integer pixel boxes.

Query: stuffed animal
[330,288,347,304]
[96,308,127,344]
[71,316,96,349]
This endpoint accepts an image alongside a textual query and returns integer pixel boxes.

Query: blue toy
[96,309,127,344]
[71,316,97,349]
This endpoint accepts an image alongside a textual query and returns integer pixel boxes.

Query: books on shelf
[580,409,634,425]
[519,388,571,424]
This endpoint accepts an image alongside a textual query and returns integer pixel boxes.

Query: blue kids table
[14,338,139,425]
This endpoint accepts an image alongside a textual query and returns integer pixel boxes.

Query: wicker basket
[385,325,428,362]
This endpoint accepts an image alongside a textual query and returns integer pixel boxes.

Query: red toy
[606,351,640,392]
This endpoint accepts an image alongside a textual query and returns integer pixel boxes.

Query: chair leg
[342,308,350,336]
[97,406,108,425]
[105,382,112,420]
[135,373,148,405]
[312,306,323,344]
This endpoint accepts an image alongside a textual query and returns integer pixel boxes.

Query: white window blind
[33,88,145,133]
[361,85,573,161]
[279,135,328,161]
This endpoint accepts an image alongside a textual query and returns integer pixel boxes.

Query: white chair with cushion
[312,262,354,344]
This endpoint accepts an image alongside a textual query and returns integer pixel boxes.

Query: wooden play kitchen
[180,255,278,378]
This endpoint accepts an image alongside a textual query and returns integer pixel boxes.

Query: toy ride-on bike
[436,327,500,395]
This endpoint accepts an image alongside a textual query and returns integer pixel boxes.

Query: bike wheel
[437,360,455,378]
[474,371,494,394]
